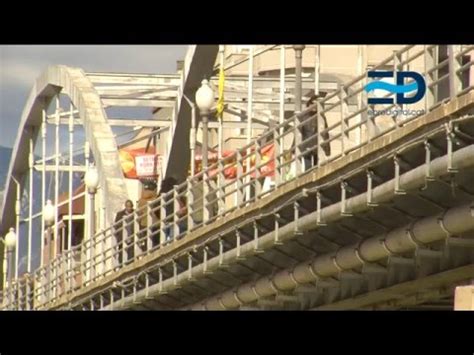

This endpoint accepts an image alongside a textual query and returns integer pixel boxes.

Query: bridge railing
[3,44,473,310]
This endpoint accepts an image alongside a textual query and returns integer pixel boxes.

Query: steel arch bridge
[1,45,474,310]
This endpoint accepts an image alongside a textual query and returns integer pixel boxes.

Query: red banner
[119,147,158,179]
[121,144,275,181]
[194,143,275,180]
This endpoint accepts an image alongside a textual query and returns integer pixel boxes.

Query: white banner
[135,154,156,177]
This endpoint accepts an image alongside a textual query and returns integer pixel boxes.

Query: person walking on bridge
[114,199,135,268]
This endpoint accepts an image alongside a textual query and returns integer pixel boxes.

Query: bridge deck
[46,91,474,310]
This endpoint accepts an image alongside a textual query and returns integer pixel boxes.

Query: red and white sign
[135,154,156,177]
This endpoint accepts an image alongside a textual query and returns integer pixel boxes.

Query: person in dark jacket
[300,93,331,171]
[114,199,135,267]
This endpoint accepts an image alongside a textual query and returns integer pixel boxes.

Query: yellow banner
[216,65,225,119]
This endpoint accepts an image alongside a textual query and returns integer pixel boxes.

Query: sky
[0,45,188,148]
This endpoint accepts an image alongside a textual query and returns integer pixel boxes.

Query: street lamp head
[44,199,55,227]
[195,79,214,114]
[4,228,17,250]
[85,163,100,194]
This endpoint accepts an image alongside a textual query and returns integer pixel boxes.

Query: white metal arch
[0,65,129,237]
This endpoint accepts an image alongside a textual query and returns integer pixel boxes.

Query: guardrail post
[203,171,210,224]
[394,154,407,195]
[448,45,463,98]
[187,177,195,231]
[294,114,303,175]
[424,45,437,111]
[393,50,402,126]
[218,153,226,215]
[316,100,326,167]
[363,68,377,142]
[339,86,348,155]
[274,123,282,185]
[160,194,166,245]
[236,150,244,207]
[254,140,262,198]
[146,201,153,252]
[173,185,180,239]
[134,202,141,259]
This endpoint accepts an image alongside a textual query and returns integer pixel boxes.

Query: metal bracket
[300,188,309,198]
[445,122,459,173]
[158,267,168,295]
[294,202,304,236]
[366,169,379,207]
[187,252,196,281]
[172,259,181,289]
[454,125,474,142]
[218,237,229,269]
[340,181,353,216]
[203,246,214,275]
[132,283,139,304]
[394,155,407,195]
[316,190,327,226]
[437,214,458,257]
[253,220,265,254]
[424,140,436,184]
[235,230,246,261]
[274,213,284,245]
[144,274,153,300]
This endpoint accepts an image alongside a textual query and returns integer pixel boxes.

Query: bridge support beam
[98,142,474,311]
[189,199,474,310]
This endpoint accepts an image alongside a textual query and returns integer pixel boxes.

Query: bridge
[1,45,474,310]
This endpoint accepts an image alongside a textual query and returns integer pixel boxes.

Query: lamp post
[85,163,99,238]
[4,228,17,310]
[195,79,215,171]
[196,79,215,223]
[293,45,306,174]
[293,45,306,114]
[85,163,99,281]
[43,199,55,300]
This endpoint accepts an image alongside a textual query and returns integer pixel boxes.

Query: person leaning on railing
[300,93,331,171]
